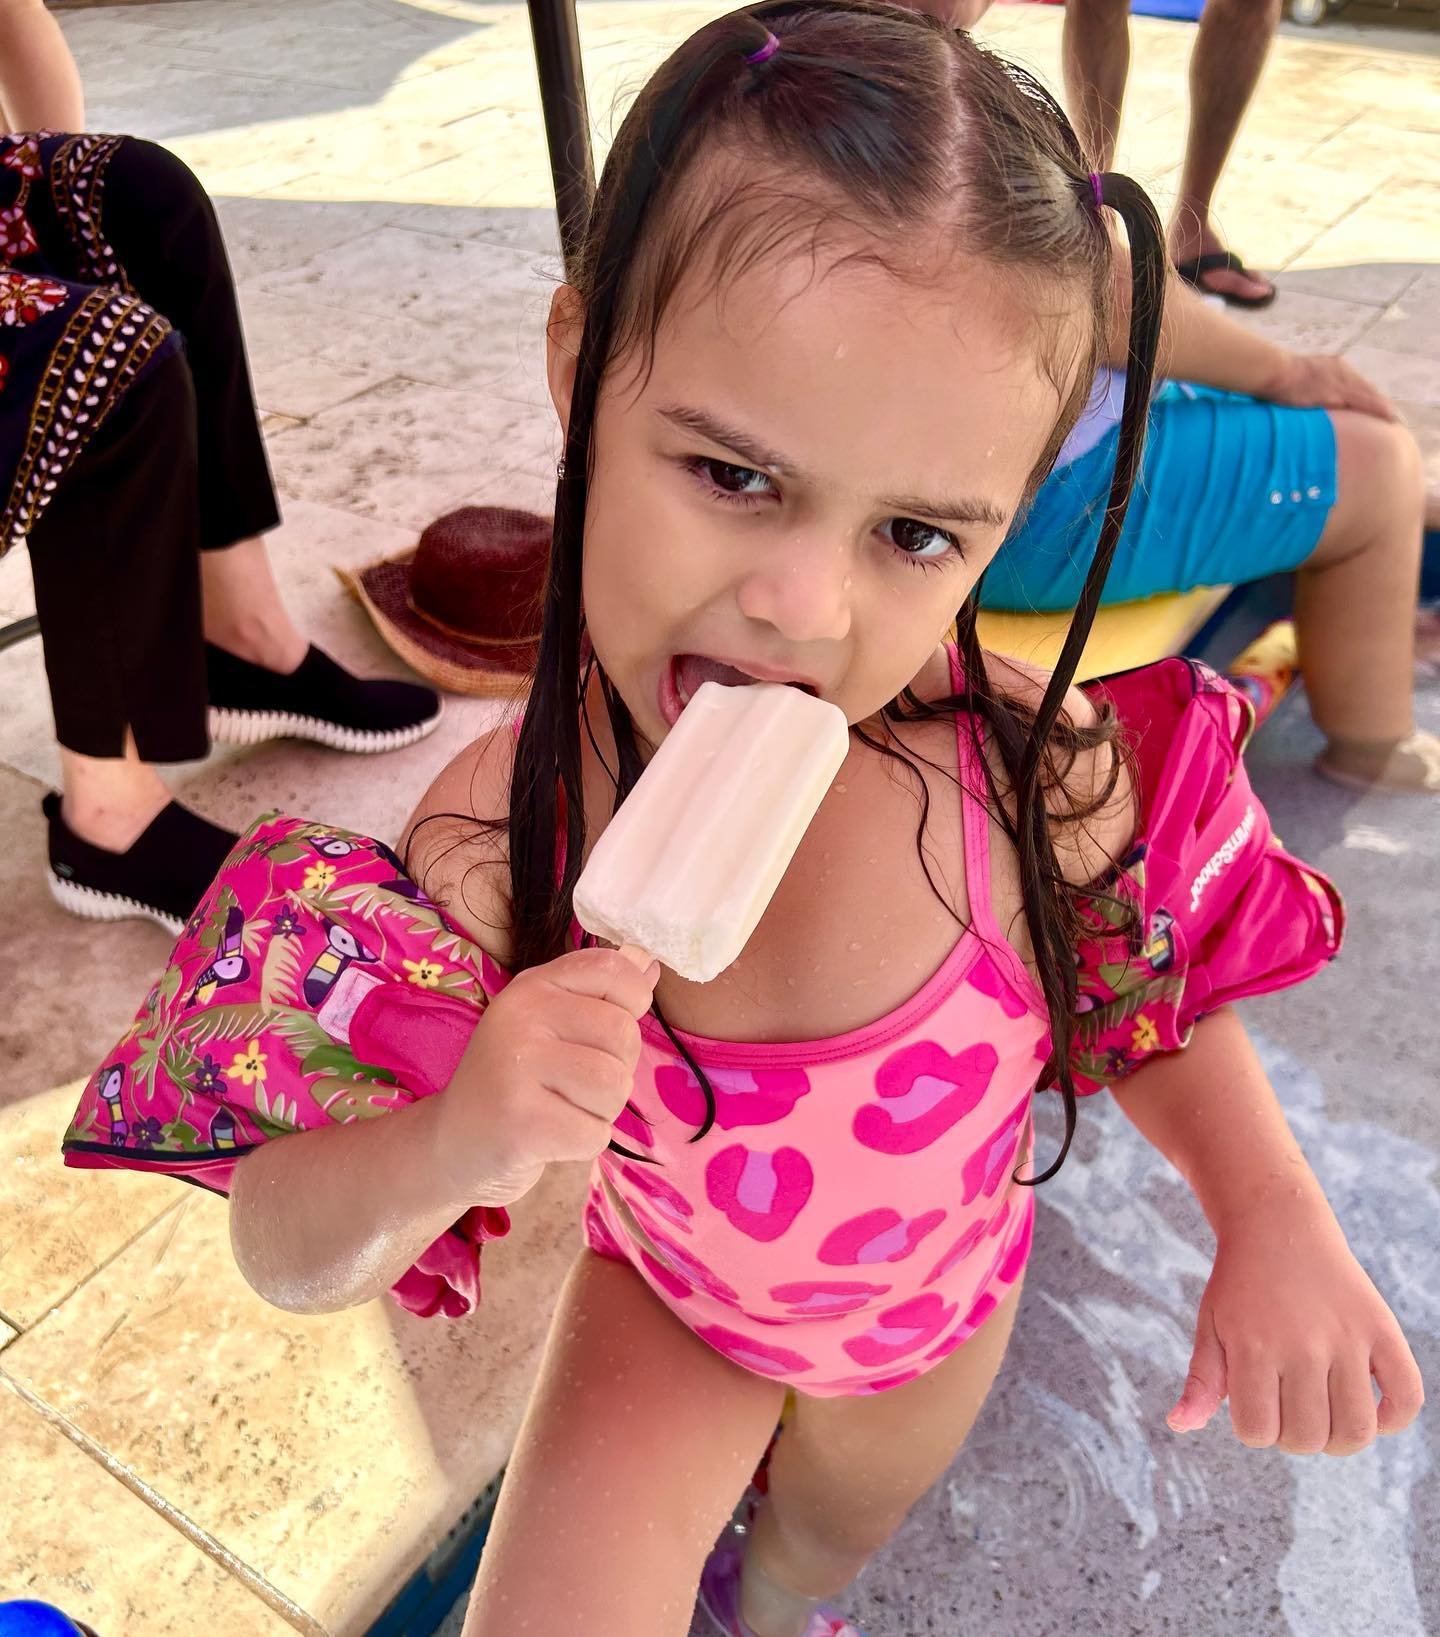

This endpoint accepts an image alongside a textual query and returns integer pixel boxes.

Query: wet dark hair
[415,0,1165,1181]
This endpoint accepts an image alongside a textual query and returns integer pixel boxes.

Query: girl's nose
[735,537,853,645]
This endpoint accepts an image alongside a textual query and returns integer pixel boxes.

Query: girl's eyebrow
[655,402,1007,527]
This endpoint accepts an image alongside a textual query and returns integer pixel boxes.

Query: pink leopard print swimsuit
[571,650,1049,1398]
[65,654,1345,1384]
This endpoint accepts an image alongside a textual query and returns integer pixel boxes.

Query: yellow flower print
[1131,1013,1159,1055]
[225,1037,269,1088]
[302,862,337,892]
[403,958,444,990]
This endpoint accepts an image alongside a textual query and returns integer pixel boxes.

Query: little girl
[146,6,1426,1636]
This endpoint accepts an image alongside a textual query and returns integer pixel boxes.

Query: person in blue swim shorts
[985,260,1438,795]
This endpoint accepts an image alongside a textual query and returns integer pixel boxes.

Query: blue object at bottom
[0,1603,88,1637]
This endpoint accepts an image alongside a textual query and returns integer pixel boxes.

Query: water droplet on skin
[848,941,862,952]
[841,574,853,591]
[786,976,798,988]
[835,783,847,794]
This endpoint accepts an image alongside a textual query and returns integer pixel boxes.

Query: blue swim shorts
[982,382,1338,613]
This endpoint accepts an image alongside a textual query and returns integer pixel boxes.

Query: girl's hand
[1168,1196,1425,1454]
[1257,351,1398,422]
[432,947,660,1208]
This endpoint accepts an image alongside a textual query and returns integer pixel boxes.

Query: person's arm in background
[1105,232,1397,423]
[0,0,84,130]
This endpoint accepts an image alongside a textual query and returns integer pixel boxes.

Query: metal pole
[525,0,596,276]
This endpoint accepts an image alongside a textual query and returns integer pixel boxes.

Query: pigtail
[1009,170,1167,1183]
[508,15,779,1162]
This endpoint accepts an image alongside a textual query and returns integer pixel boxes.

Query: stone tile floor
[0,1,1436,1632]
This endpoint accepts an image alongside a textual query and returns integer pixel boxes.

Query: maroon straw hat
[336,506,550,698]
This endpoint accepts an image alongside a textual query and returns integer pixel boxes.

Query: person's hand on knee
[1257,352,1398,423]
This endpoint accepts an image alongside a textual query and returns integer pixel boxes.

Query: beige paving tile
[387,201,562,258]
[1231,288,1382,354]
[215,194,401,282]
[1341,343,1440,410]
[239,228,558,407]
[3,1159,593,1633]
[1275,261,1425,308]
[263,375,557,529]
[253,351,389,421]
[0,1381,300,1636]
[1362,269,1440,358]
[0,1084,180,1331]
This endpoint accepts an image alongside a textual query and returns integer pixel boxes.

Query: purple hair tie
[1090,172,1104,209]
[746,31,780,64]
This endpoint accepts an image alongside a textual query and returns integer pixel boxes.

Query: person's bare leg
[200,535,308,674]
[1299,413,1439,792]
[1062,0,1132,171]
[1168,0,1283,304]
[59,730,173,852]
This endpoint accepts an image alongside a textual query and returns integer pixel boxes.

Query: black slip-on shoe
[206,641,443,753]
[42,791,238,936]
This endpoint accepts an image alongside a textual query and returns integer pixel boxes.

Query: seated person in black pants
[1,8,441,935]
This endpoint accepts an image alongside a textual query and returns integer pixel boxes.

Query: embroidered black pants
[22,136,280,760]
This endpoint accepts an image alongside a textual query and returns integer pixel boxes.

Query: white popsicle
[573,680,850,982]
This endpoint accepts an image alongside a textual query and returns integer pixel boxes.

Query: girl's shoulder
[977,648,1136,890]
[397,716,518,967]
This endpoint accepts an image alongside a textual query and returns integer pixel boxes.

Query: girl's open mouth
[659,654,816,726]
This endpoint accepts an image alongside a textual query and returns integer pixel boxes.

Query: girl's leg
[1297,412,1436,791]
[462,1248,786,1637]
[739,1271,1025,1637]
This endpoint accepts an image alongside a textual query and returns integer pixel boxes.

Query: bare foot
[1169,222,1276,305]
[61,786,172,852]
[1315,729,1440,795]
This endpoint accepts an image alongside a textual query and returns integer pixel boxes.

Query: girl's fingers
[1167,1307,1227,1433]
[1226,1353,1281,1449]
[1277,1363,1331,1456]
[1373,1333,1426,1436]
[1322,1356,1379,1457]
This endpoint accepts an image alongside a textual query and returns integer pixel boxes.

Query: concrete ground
[0,0,1436,1633]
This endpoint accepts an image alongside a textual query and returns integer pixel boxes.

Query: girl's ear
[545,284,585,438]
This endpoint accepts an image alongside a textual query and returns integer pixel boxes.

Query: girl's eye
[886,517,960,563]
[686,456,774,501]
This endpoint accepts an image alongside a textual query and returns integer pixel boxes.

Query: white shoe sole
[208,699,444,753]
[47,869,185,936]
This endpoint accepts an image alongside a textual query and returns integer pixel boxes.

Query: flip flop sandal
[1173,249,1277,310]
[697,1533,869,1637]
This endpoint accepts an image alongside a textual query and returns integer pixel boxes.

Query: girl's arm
[0,0,84,130]
[1103,237,1395,422]
[228,1095,475,1315]
[1107,1005,1424,1450]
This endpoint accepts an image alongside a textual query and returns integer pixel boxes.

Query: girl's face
[547,241,1077,744]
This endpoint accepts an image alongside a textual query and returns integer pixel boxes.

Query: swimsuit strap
[946,643,1046,1011]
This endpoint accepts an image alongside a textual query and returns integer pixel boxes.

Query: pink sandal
[696,1530,869,1637]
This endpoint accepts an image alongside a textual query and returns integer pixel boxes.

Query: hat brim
[336,551,540,700]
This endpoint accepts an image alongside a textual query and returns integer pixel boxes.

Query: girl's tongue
[674,653,758,704]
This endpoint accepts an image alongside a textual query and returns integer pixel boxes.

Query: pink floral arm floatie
[60,815,513,1318]
[1067,656,1344,1094]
